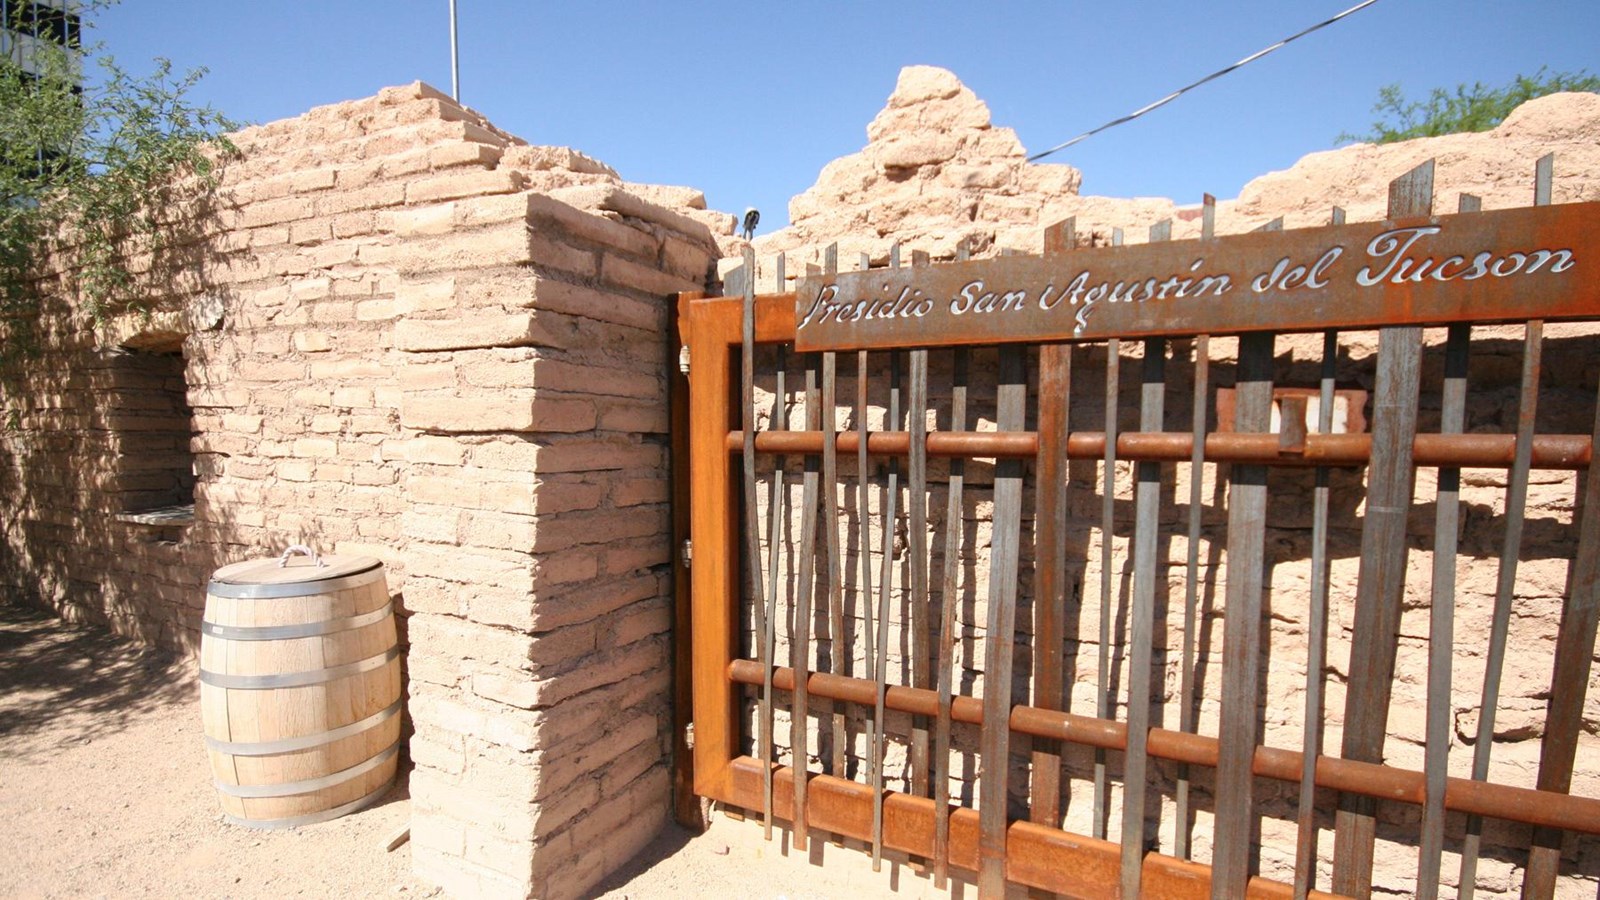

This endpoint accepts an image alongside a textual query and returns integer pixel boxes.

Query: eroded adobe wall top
[747,65,1600,272]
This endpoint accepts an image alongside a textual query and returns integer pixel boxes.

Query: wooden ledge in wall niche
[115,503,195,528]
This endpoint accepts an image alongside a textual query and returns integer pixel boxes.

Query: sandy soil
[0,602,420,899]
[590,814,957,900]
[0,601,934,899]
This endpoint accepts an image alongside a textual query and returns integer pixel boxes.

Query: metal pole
[448,0,459,102]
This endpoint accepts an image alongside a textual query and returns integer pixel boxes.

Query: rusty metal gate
[671,158,1600,898]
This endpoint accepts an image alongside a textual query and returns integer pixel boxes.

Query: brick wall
[396,194,711,898]
[0,81,722,899]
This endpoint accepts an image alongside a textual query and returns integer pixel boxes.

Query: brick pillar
[398,190,713,899]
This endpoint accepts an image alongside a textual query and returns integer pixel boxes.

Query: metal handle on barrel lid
[278,544,326,568]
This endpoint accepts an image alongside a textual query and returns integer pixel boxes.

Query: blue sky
[96,1,1598,233]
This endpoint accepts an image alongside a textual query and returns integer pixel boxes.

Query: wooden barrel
[200,546,401,829]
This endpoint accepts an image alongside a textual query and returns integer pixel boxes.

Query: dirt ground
[0,602,415,899]
[0,601,932,899]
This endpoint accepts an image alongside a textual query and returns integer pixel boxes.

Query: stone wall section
[0,81,720,899]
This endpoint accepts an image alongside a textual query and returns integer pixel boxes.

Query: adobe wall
[727,68,1600,896]
[0,82,726,899]
[749,66,1600,266]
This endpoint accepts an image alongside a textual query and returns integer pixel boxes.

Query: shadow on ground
[583,823,697,897]
[0,600,193,757]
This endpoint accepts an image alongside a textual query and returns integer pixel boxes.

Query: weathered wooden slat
[856,348,873,679]
[1215,216,1285,897]
[1411,194,1478,897]
[1043,215,1075,256]
[1460,317,1543,899]
[877,249,898,862]
[1121,219,1172,896]
[1033,341,1071,832]
[908,346,930,800]
[933,237,971,889]
[822,350,846,777]
[871,349,901,870]
[1524,151,1591,900]
[1096,231,1126,846]
[1176,196,1215,862]
[1177,330,1209,861]
[1212,326,1277,898]
[1416,322,1469,900]
[933,347,968,889]
[762,350,787,841]
[1333,161,1434,895]
[1032,217,1075,834]
[1293,206,1345,899]
[1524,355,1600,898]
[1122,334,1165,894]
[737,248,774,837]
[791,356,820,852]
[979,350,1028,899]
[1465,162,1548,896]
[894,246,931,805]
[1095,333,1120,842]
[820,246,846,784]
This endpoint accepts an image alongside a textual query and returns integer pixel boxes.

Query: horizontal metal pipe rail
[728,660,1600,836]
[726,429,1594,469]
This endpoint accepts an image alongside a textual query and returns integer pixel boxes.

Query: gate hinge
[684,721,695,749]
[680,539,693,569]
[678,345,690,376]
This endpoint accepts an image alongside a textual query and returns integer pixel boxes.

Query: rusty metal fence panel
[674,159,1600,899]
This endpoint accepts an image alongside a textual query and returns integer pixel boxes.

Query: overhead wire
[1027,0,1383,162]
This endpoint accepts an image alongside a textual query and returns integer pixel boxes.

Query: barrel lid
[211,553,381,587]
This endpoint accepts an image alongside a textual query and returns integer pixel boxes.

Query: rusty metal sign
[792,203,1600,351]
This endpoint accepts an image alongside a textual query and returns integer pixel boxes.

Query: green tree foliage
[1339,68,1600,145]
[0,1,237,329]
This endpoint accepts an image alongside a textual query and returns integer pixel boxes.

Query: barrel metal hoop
[200,645,399,690]
[206,566,384,600]
[213,742,399,799]
[201,602,393,642]
[221,776,395,830]
[205,698,402,757]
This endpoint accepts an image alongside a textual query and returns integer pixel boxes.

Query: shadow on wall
[0,152,246,651]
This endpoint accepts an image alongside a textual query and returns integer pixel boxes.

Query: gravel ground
[0,600,932,899]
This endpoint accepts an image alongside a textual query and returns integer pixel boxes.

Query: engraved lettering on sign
[1252,247,1343,293]
[1356,226,1574,285]
[798,283,936,328]
[790,203,1598,352]
[941,259,1234,333]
